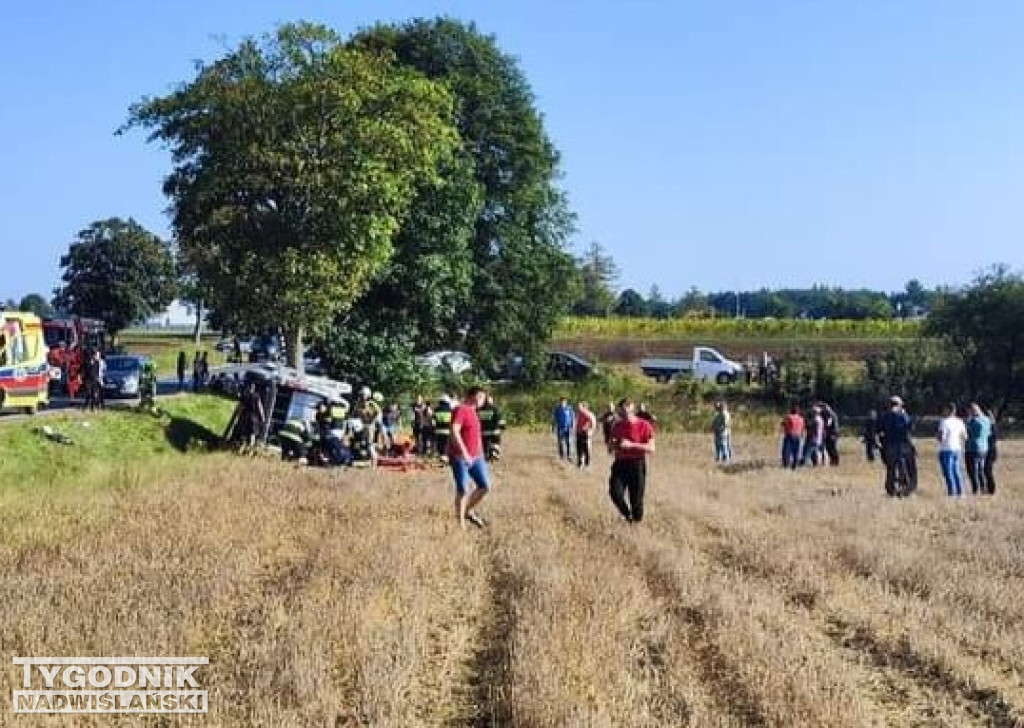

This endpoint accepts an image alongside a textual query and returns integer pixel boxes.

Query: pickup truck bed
[640,358,693,382]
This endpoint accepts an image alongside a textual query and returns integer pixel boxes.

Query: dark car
[492,351,596,381]
[248,334,282,363]
[547,351,595,381]
[102,355,150,398]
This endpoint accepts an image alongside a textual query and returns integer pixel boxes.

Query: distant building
[143,299,208,330]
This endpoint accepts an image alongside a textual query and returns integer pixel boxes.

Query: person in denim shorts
[449,386,492,530]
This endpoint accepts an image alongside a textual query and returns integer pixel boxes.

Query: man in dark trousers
[819,401,840,466]
[878,395,916,496]
[607,397,656,523]
[862,409,879,462]
[176,350,187,392]
[434,396,453,460]
[478,394,506,461]
[411,394,430,456]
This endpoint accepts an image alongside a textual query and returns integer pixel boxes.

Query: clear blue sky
[2,0,1023,301]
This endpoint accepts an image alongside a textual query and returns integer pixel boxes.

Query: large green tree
[126,23,461,370]
[18,293,54,318]
[923,265,1024,417]
[53,217,177,339]
[351,19,579,371]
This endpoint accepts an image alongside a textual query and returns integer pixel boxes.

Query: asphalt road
[0,378,198,423]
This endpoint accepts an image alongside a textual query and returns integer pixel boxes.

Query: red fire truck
[42,316,107,397]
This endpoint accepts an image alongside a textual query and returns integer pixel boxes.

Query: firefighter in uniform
[278,418,311,463]
[433,396,453,461]
[478,394,506,461]
[324,398,352,466]
[139,359,158,412]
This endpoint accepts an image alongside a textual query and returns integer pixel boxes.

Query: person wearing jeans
[712,401,732,463]
[936,403,966,496]
[780,405,805,469]
[553,396,575,461]
[965,403,992,495]
[984,408,998,494]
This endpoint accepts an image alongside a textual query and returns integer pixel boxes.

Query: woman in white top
[936,403,967,497]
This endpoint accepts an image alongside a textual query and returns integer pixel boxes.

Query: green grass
[118,332,229,376]
[0,394,236,492]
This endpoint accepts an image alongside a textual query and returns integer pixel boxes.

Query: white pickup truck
[640,346,745,384]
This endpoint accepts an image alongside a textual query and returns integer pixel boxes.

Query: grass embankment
[1,433,1021,726]
[0,395,235,492]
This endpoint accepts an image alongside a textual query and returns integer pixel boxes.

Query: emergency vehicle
[42,315,107,396]
[0,310,54,414]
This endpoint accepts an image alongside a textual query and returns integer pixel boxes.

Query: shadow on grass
[164,415,223,454]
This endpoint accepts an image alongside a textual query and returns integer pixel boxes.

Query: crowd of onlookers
[778,401,842,468]
[550,397,659,469]
[176,350,211,392]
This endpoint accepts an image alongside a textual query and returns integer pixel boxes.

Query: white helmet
[359,386,371,399]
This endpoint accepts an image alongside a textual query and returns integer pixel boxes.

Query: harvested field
[2,433,1022,726]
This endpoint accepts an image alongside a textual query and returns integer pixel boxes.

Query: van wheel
[23,405,37,415]
[716,372,732,385]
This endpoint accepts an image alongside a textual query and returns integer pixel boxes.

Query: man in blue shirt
[965,402,993,495]
[553,396,575,461]
[878,395,917,496]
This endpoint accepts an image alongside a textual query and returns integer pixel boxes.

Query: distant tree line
[570,242,936,321]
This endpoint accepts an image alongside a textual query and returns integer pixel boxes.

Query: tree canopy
[53,217,176,337]
[18,294,54,318]
[126,22,462,369]
[572,242,618,317]
[923,265,1024,417]
[351,18,579,372]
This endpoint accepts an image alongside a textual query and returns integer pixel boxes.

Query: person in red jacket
[607,397,656,523]
[448,386,492,530]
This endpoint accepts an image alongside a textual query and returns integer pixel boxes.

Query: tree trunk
[192,299,204,346]
[286,326,304,374]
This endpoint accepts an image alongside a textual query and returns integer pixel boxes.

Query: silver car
[102,355,150,398]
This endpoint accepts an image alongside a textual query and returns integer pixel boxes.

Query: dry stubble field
[1,433,1023,727]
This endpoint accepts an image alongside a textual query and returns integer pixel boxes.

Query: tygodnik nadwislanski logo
[13,657,208,714]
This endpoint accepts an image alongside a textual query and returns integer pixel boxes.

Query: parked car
[415,350,474,375]
[215,337,253,357]
[493,351,596,382]
[640,346,744,384]
[547,351,596,381]
[102,354,151,398]
[249,334,282,363]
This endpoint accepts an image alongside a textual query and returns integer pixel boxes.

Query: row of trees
[571,241,936,320]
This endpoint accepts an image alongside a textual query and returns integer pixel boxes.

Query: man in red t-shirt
[780,404,805,469]
[449,386,492,529]
[607,397,656,523]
